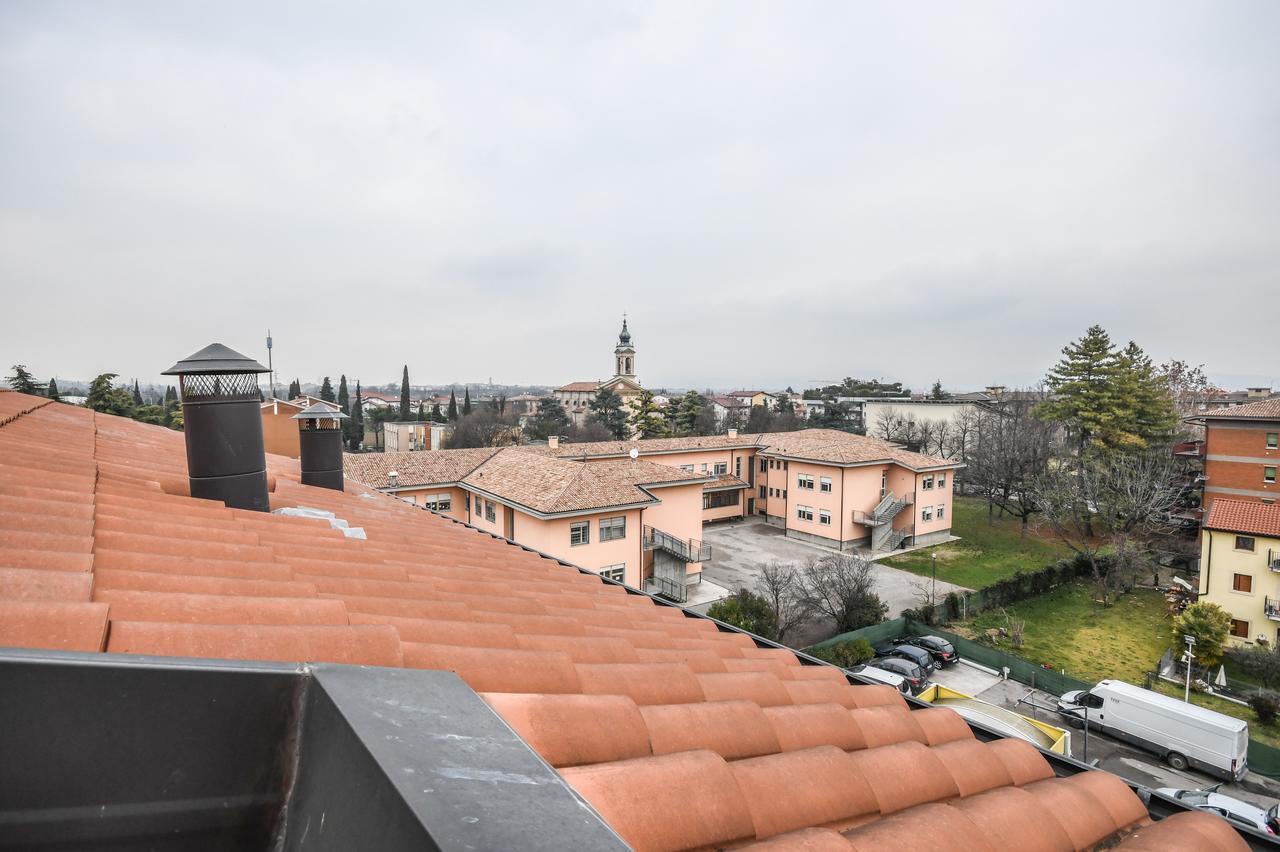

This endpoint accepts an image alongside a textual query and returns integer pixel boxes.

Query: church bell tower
[614,317,636,381]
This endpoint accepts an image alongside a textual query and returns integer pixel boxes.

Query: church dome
[618,318,631,345]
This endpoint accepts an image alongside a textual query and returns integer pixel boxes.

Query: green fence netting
[808,618,909,651]
[1248,739,1280,779]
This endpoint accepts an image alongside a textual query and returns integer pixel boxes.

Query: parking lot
[694,517,970,646]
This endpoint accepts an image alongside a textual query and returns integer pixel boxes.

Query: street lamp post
[1183,634,1197,703]
[931,551,938,608]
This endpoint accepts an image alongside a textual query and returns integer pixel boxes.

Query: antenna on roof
[266,330,275,400]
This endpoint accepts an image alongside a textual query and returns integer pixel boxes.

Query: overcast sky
[2,2,1277,393]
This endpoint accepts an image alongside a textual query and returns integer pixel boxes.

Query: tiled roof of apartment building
[706,473,749,491]
[463,450,707,515]
[544,433,766,458]
[1205,498,1280,539]
[344,447,500,487]
[1199,397,1280,420]
[0,390,1243,850]
[756,429,961,471]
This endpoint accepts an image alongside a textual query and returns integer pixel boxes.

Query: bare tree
[799,553,888,634]
[754,560,813,644]
[1034,451,1183,603]
[967,393,1055,535]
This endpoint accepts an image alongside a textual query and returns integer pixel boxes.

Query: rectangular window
[599,516,626,542]
[700,463,708,473]
[1231,619,1250,639]
[484,500,496,523]
[819,509,831,526]
[937,505,945,520]
[782,489,787,499]
[425,493,452,512]
[922,474,934,490]
[820,476,832,493]
[735,458,741,478]
[1266,466,1277,484]
[679,464,694,473]
[759,485,767,499]
[1269,433,1279,450]
[760,458,767,473]
[937,474,947,488]
[797,474,814,490]
[783,461,788,470]
[465,494,471,512]
[704,490,740,510]
[1237,536,1256,552]
[1233,573,1254,593]
[570,521,590,546]
[796,505,813,522]
[922,506,934,521]
[714,462,728,476]
[600,564,625,583]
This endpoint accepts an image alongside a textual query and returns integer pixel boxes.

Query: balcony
[1271,549,1280,573]
[1172,440,1206,459]
[1267,597,1280,622]
[643,525,712,564]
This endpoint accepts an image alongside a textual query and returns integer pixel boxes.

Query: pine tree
[86,373,134,416]
[337,375,350,414]
[46,378,61,402]
[348,381,364,451]
[399,366,411,421]
[588,387,630,440]
[629,389,668,439]
[6,365,41,395]
[527,395,569,440]
[1114,341,1179,451]
[674,390,707,436]
[930,380,947,400]
[319,376,335,403]
[463,387,472,416]
[431,402,443,421]
[132,380,143,406]
[1036,325,1121,459]
[164,385,178,409]
[448,389,459,421]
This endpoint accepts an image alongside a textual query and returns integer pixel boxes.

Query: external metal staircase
[852,492,914,551]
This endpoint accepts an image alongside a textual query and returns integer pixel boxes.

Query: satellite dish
[629,448,639,459]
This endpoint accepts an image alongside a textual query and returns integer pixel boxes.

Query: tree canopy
[629,389,668,438]
[588,387,630,440]
[6,365,42,395]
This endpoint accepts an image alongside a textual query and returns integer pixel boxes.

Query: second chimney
[293,401,347,491]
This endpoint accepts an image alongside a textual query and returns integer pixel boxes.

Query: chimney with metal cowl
[293,401,347,491]
[163,343,271,511]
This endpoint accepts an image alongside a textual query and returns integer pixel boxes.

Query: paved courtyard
[693,516,970,646]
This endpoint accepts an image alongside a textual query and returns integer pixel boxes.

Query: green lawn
[956,582,1171,683]
[881,496,1071,590]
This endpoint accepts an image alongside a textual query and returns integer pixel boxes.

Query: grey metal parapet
[0,648,626,852]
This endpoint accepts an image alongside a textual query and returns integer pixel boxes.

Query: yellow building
[1198,498,1280,646]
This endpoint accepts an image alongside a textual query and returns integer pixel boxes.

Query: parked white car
[848,663,910,693]
[1156,786,1277,836]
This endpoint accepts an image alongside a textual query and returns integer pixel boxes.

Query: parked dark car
[895,635,960,667]
[874,642,938,673]
[869,656,929,694]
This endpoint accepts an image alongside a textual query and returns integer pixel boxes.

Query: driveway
[694,517,970,646]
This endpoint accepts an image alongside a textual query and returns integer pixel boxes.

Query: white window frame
[796,505,813,522]
[714,462,728,476]
[922,506,934,521]
[797,473,814,490]
[484,500,496,522]
[937,504,945,520]
[819,476,832,493]
[937,473,947,488]
[600,564,625,582]
[599,516,626,542]
[570,521,590,546]
[679,464,694,473]
[818,509,831,526]
[922,474,935,490]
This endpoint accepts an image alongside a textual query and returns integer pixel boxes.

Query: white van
[1057,679,1249,781]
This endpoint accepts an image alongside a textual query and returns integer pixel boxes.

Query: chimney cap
[163,343,270,376]
[292,400,349,421]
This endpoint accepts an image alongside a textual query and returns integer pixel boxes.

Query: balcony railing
[1172,440,1206,458]
[1271,549,1280,573]
[646,574,687,603]
[1266,597,1280,622]
[642,525,711,563]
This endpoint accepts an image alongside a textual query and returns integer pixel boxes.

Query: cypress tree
[319,376,335,402]
[463,387,472,416]
[348,381,364,451]
[46,378,61,402]
[132,380,143,406]
[447,389,459,421]
[417,401,425,421]
[399,366,411,421]
[337,375,350,414]
[431,402,443,421]
[288,378,301,400]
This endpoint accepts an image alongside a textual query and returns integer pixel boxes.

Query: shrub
[811,638,875,669]
[1250,691,1280,726]
[707,589,777,639]
[1170,602,1231,668]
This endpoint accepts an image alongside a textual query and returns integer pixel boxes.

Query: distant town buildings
[553,319,647,427]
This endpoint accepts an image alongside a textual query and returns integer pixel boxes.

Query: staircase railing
[643,525,712,563]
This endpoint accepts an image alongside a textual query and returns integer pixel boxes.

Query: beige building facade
[1198,499,1280,646]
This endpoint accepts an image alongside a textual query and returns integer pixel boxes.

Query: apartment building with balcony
[1197,499,1280,646]
[1191,398,1280,512]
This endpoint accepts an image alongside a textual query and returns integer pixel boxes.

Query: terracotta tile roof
[757,429,959,470]
[705,474,749,491]
[462,449,706,514]
[0,391,1243,851]
[556,381,601,392]
[344,447,499,488]
[1200,397,1280,421]
[1206,497,1280,539]
[543,433,766,458]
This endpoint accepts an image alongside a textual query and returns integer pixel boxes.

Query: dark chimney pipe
[163,343,271,511]
[293,401,347,491]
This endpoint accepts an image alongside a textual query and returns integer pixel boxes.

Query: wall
[387,485,468,522]
[1204,421,1280,506]
[643,483,705,577]
[911,469,955,540]
[840,464,891,544]
[784,460,844,545]
[577,445,758,523]
[1200,528,1280,646]
[512,507,645,587]
[261,402,302,459]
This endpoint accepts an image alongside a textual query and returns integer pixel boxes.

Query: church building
[554,318,647,428]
